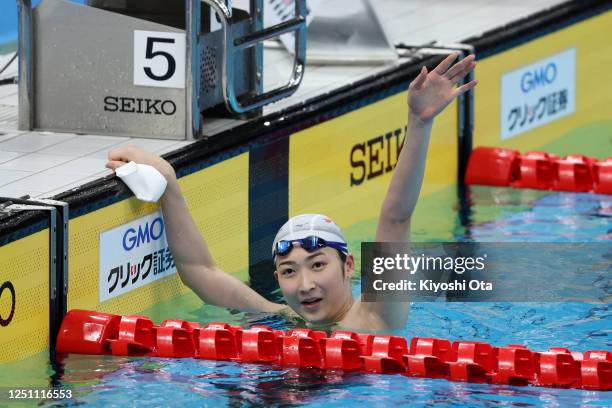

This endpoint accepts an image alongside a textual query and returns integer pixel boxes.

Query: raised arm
[106,146,283,313]
[376,53,477,242]
[352,53,477,330]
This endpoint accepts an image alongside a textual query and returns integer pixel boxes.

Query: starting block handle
[234,17,305,50]
[198,0,307,115]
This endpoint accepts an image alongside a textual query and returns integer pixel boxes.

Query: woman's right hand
[106,145,177,182]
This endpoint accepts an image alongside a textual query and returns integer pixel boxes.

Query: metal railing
[186,0,306,137]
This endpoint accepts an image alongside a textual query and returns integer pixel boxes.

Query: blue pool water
[46,188,611,407]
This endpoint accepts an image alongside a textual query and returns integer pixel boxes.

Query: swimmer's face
[274,246,354,325]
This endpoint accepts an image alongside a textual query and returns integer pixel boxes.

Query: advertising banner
[500,48,576,140]
[99,212,176,303]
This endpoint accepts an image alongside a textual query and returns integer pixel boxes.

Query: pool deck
[0,0,565,199]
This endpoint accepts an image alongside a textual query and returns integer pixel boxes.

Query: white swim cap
[272,214,347,256]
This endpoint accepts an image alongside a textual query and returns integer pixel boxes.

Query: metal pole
[39,199,70,320]
[185,0,201,140]
[17,0,34,130]
[251,0,263,96]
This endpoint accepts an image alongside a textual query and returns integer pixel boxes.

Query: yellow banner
[289,91,458,236]
[0,231,50,363]
[67,152,250,318]
[474,10,612,157]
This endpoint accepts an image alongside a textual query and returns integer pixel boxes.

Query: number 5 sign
[134,30,186,89]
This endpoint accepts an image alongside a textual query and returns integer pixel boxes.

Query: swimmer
[106,53,478,330]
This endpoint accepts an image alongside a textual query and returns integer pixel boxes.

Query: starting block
[17,0,307,139]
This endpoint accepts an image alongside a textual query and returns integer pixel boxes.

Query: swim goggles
[273,236,348,258]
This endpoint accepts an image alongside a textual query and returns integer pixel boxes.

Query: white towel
[115,161,167,202]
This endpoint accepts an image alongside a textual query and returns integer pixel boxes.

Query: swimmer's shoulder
[337,296,395,332]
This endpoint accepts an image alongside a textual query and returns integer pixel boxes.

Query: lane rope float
[56,310,612,391]
[465,147,612,194]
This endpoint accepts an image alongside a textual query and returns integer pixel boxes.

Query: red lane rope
[56,310,612,391]
[465,147,612,194]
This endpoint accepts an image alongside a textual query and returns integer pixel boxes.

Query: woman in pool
[106,53,477,331]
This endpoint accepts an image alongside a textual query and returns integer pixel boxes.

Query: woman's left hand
[408,53,478,123]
